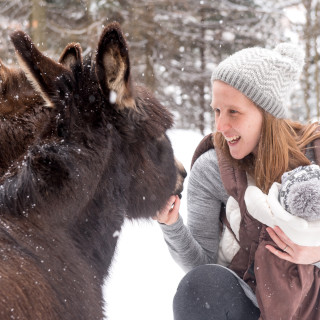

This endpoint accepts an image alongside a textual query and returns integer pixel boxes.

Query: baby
[218,164,320,267]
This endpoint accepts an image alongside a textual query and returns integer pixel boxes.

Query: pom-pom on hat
[279,165,320,221]
[211,43,305,118]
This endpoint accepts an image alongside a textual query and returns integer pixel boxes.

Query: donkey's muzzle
[174,158,187,196]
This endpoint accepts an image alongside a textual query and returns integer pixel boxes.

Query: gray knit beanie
[211,43,305,118]
[279,165,320,221]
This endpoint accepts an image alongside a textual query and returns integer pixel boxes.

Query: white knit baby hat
[211,43,305,118]
[280,165,320,221]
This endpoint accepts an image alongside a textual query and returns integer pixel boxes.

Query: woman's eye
[213,108,220,114]
[230,109,238,114]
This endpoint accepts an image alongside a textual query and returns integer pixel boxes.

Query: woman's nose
[215,115,230,132]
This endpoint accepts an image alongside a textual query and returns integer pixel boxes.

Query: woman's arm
[266,226,320,267]
[157,149,229,272]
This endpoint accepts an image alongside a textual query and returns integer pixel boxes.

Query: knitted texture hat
[211,43,305,118]
[279,165,320,221]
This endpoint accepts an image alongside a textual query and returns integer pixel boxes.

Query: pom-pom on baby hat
[211,43,305,118]
[280,165,320,221]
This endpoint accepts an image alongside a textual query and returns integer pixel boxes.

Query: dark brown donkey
[0,23,186,319]
[0,42,82,176]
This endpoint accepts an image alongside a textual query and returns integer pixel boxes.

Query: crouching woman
[156,43,320,319]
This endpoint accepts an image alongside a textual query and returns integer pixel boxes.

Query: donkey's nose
[180,166,187,179]
[173,158,187,196]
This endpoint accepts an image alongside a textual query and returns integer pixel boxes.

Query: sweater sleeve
[159,149,229,272]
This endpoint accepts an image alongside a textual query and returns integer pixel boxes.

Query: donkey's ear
[10,30,68,108]
[0,59,11,87]
[59,43,83,69]
[0,60,9,98]
[0,60,12,112]
[96,22,135,109]
[0,58,9,72]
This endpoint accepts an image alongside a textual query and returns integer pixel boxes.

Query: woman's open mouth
[225,135,241,145]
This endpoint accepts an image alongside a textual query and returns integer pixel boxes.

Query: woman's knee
[174,264,238,302]
[173,264,260,320]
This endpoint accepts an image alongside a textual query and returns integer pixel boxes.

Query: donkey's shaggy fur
[0,23,185,319]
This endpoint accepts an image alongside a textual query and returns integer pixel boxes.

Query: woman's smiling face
[212,80,263,160]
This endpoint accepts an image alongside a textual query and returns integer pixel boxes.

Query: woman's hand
[153,195,180,225]
[265,226,320,264]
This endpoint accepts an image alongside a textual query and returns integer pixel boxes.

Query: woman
[156,43,320,319]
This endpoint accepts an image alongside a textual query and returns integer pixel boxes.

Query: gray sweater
[160,148,320,274]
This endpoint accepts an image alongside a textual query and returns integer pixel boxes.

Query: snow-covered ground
[103,129,204,320]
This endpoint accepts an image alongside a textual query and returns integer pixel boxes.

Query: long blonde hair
[214,110,320,193]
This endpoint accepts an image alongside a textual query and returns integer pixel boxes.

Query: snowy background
[1,1,314,131]
[103,129,204,320]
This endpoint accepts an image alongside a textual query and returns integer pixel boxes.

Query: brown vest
[191,133,320,320]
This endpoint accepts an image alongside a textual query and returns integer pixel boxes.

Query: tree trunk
[314,2,320,120]
[198,15,206,135]
[303,0,312,120]
[144,4,156,91]
[30,0,47,50]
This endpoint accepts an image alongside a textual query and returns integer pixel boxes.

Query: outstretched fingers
[265,226,294,262]
[265,226,320,265]
[153,195,180,225]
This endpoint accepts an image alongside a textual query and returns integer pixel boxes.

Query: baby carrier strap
[191,133,214,169]
[190,133,244,241]
[214,147,248,203]
[191,133,247,200]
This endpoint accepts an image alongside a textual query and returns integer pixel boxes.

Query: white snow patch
[109,91,117,104]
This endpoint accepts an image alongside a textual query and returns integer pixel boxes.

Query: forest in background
[0,0,319,133]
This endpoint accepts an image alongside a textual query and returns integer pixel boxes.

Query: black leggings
[173,264,260,320]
